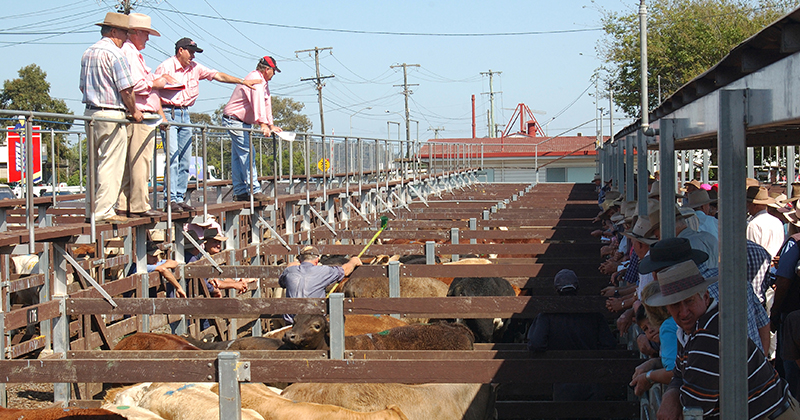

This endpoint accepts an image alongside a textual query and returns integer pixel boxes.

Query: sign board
[317,158,330,172]
[6,124,42,183]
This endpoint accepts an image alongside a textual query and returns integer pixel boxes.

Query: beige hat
[747,186,776,205]
[682,179,703,192]
[779,184,800,206]
[746,178,760,188]
[128,13,161,36]
[645,202,685,237]
[685,189,716,209]
[768,192,788,209]
[95,12,129,30]
[648,180,683,200]
[785,207,800,227]
[623,216,658,245]
[645,260,717,307]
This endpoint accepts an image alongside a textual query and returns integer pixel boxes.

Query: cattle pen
[0,112,638,419]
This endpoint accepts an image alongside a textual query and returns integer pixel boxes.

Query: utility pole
[117,0,134,14]
[390,63,419,156]
[429,126,445,139]
[297,47,334,136]
[480,70,501,137]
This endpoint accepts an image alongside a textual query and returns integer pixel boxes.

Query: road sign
[317,158,330,172]
[6,125,42,183]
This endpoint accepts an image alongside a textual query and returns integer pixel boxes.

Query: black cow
[446,277,516,343]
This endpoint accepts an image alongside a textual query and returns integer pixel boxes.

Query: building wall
[476,155,596,183]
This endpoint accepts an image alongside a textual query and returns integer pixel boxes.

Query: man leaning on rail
[649,259,799,420]
[222,55,283,202]
[79,12,143,223]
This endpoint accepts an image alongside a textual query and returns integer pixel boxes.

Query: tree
[272,96,312,133]
[0,64,74,184]
[598,0,794,117]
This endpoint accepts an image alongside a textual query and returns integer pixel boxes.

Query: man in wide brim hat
[647,259,797,420]
[746,185,785,257]
[638,237,709,274]
[778,183,800,207]
[95,12,129,30]
[644,259,716,307]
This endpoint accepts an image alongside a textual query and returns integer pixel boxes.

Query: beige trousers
[117,122,156,213]
[84,109,127,221]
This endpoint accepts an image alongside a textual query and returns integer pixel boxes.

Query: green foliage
[272,96,313,133]
[0,64,74,184]
[598,0,795,117]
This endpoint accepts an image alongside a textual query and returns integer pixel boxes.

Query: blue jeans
[160,107,193,203]
[223,115,261,196]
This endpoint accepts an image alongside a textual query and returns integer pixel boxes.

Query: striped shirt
[669,299,788,419]
[79,37,134,109]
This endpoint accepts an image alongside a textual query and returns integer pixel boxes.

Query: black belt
[86,104,123,111]
[223,114,242,122]
[768,397,792,420]
[162,105,188,109]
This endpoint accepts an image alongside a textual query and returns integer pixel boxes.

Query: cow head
[282,314,329,350]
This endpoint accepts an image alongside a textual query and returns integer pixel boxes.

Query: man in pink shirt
[155,38,257,213]
[118,13,173,218]
[222,56,283,202]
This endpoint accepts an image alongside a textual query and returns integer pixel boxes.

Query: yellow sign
[317,158,330,172]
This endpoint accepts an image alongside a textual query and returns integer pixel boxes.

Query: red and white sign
[6,125,42,183]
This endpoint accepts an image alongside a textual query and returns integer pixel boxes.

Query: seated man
[527,269,617,402]
[648,260,798,420]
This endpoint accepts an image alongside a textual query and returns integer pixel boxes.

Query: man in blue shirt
[279,245,361,324]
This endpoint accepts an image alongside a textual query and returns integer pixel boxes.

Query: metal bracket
[308,206,337,236]
[407,184,429,207]
[256,216,291,251]
[53,243,117,308]
[390,191,411,211]
[346,200,370,223]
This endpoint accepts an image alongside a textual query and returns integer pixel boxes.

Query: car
[0,185,16,200]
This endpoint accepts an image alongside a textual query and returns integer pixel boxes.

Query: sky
[0,0,637,142]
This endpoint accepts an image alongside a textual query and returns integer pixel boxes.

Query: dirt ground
[5,383,54,409]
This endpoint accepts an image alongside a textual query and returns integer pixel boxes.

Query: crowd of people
[592,173,800,419]
[80,12,282,223]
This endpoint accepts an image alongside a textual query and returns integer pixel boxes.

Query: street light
[349,107,372,137]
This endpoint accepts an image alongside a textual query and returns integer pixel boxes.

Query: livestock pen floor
[2,181,638,419]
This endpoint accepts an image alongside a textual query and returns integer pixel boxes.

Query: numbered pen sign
[6,124,42,183]
[26,307,38,335]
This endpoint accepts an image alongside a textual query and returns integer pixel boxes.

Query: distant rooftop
[418,135,606,158]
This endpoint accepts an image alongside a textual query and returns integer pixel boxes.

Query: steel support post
[425,242,436,265]
[718,89,748,420]
[788,147,796,194]
[53,241,70,403]
[626,135,635,200]
[217,352,246,420]
[637,131,648,215]
[702,150,710,184]
[329,293,345,360]
[747,147,755,179]
[659,119,676,239]
[450,228,460,262]
[40,243,51,352]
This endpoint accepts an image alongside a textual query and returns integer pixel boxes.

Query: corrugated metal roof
[418,136,606,158]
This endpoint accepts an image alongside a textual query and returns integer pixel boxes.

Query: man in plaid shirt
[79,12,142,223]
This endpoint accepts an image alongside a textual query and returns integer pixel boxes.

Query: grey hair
[256,61,269,71]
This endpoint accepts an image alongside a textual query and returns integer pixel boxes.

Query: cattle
[282,314,473,351]
[113,333,200,351]
[0,407,126,420]
[211,382,410,420]
[136,382,264,420]
[446,277,516,343]
[181,335,282,350]
[281,383,497,420]
[343,314,408,336]
[341,277,448,324]
[101,403,166,420]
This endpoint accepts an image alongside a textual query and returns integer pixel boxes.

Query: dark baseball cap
[176,37,203,53]
[259,56,280,72]
[554,269,579,292]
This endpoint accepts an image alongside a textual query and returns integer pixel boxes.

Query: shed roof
[418,136,605,158]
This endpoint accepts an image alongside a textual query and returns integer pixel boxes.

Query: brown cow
[182,335,282,350]
[344,314,408,336]
[113,333,200,351]
[0,407,126,420]
[136,383,263,420]
[341,277,447,324]
[281,383,496,420]
[211,382,410,420]
[282,314,473,351]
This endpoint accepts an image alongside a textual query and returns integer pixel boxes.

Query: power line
[150,7,602,37]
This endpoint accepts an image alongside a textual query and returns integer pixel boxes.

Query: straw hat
[623,216,658,245]
[747,186,776,205]
[768,192,788,209]
[638,237,709,274]
[644,260,717,307]
[784,207,800,227]
[682,179,703,192]
[684,189,716,209]
[95,12,129,30]
[645,202,685,237]
[779,183,800,206]
[746,178,760,188]
[127,13,161,36]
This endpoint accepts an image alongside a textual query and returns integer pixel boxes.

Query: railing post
[217,352,246,420]
[329,292,345,360]
[425,241,436,265]
[450,228,460,262]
